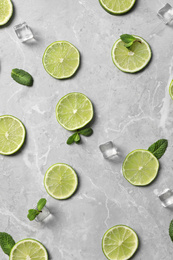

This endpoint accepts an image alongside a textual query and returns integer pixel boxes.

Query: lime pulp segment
[102,225,139,260]
[42,41,80,79]
[56,92,93,131]
[122,149,159,186]
[99,0,136,14]
[9,238,48,260]
[111,36,152,73]
[169,79,173,99]
[44,163,78,200]
[0,0,13,26]
[0,115,26,155]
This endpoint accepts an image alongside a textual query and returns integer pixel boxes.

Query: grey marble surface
[1,0,173,259]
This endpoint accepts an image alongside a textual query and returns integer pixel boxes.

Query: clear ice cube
[99,141,118,159]
[157,3,173,24]
[14,22,33,42]
[35,206,51,222]
[158,189,173,207]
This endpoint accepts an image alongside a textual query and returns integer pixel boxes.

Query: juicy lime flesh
[123,150,159,186]
[169,79,173,99]
[112,37,151,73]
[10,239,48,260]
[0,116,25,155]
[100,0,135,14]
[44,163,78,199]
[56,92,93,131]
[102,225,138,260]
[0,0,13,25]
[43,41,80,79]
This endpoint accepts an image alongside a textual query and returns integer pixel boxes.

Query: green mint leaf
[27,209,39,221]
[37,198,47,211]
[148,139,168,159]
[78,128,93,136]
[0,232,15,256]
[124,42,134,48]
[120,34,136,44]
[169,220,173,242]
[74,133,80,143]
[67,133,77,145]
[11,68,33,86]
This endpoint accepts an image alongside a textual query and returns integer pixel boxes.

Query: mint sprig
[0,232,15,256]
[169,220,173,242]
[27,198,47,221]
[120,34,141,48]
[11,68,33,86]
[148,139,168,159]
[67,127,93,145]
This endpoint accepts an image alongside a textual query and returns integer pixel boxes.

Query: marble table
[0,0,173,259]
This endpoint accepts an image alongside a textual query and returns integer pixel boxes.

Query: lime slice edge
[42,40,80,79]
[102,225,139,260]
[111,36,152,73]
[44,163,78,200]
[0,115,26,155]
[122,149,159,186]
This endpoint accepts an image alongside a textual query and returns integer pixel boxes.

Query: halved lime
[111,35,152,73]
[0,0,13,26]
[42,41,80,79]
[0,115,26,155]
[99,0,136,14]
[169,79,173,99]
[122,149,159,186]
[102,225,139,260]
[44,163,78,200]
[9,238,48,260]
[56,92,93,131]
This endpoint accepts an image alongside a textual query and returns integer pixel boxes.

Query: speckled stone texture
[0,0,173,259]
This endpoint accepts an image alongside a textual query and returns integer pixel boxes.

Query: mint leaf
[120,34,141,49]
[169,220,173,242]
[27,209,39,221]
[78,128,93,136]
[148,139,168,159]
[74,133,80,143]
[37,198,47,211]
[67,133,77,145]
[120,34,136,45]
[11,68,33,86]
[124,42,134,48]
[0,232,15,255]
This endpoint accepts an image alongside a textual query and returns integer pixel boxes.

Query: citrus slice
[9,238,48,260]
[44,163,78,200]
[111,35,152,73]
[0,115,26,155]
[99,0,136,14]
[42,41,80,79]
[122,149,159,186]
[169,79,173,99]
[102,225,139,260]
[0,0,13,26]
[56,92,93,131]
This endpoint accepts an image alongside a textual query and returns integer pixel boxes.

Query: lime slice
[0,115,26,155]
[42,41,80,79]
[99,0,136,14]
[111,35,152,73]
[122,149,159,186]
[56,92,93,131]
[44,163,78,200]
[102,225,139,260]
[0,0,13,26]
[9,238,48,260]
[169,79,173,99]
